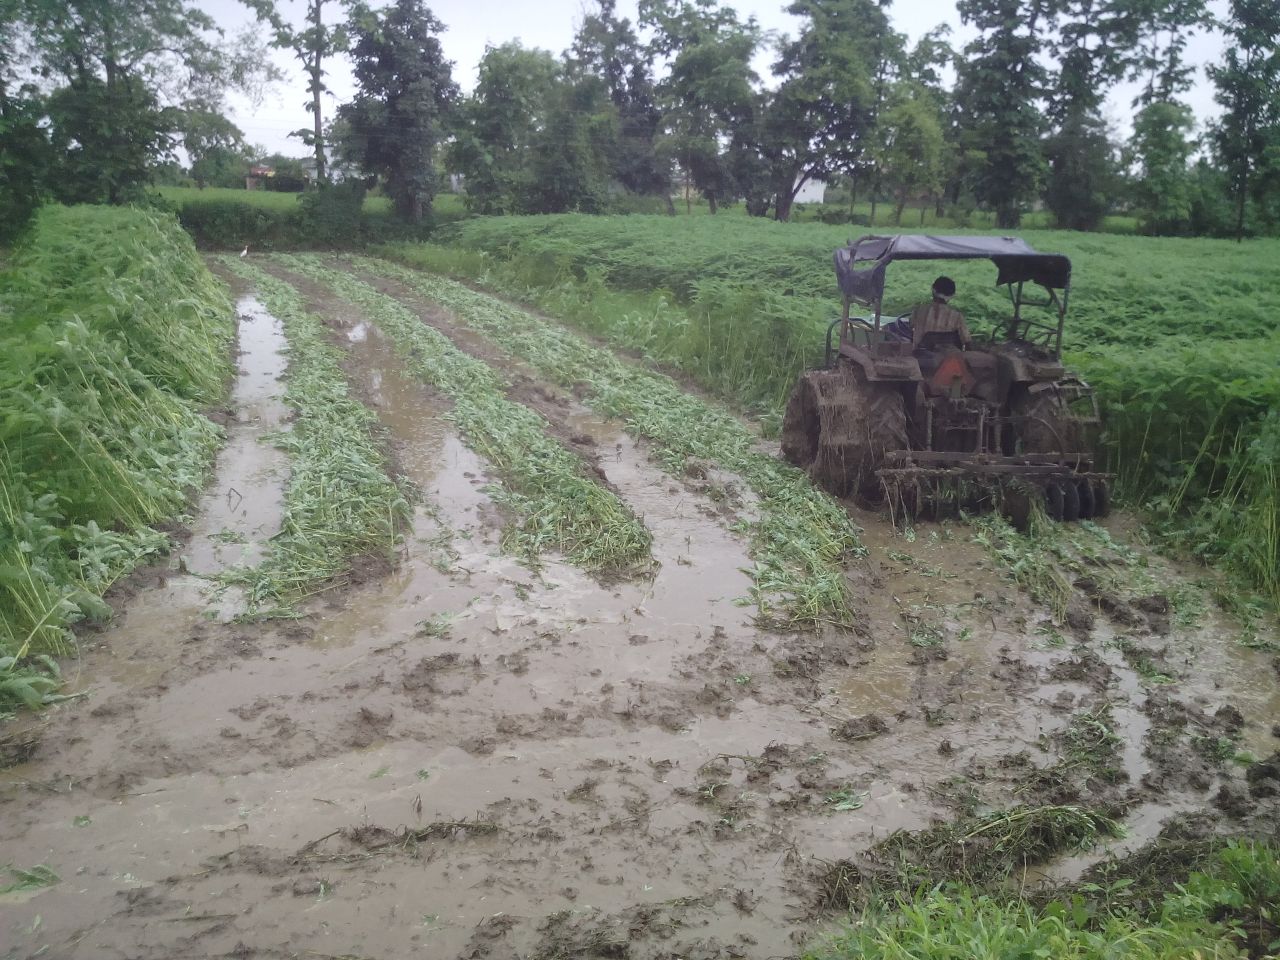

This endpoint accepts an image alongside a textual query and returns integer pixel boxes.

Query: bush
[166,186,436,249]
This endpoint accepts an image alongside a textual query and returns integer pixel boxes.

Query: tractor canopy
[834,235,1072,306]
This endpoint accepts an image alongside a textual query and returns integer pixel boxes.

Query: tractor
[780,234,1110,526]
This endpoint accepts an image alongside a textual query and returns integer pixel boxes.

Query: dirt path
[2,260,1277,960]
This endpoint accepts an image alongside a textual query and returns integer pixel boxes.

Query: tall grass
[0,206,233,709]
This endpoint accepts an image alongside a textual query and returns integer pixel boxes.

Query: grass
[219,259,411,608]
[262,255,653,578]
[0,206,233,711]
[387,215,1280,611]
[339,253,864,628]
[808,840,1280,960]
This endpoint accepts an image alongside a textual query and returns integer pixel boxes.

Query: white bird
[240,245,249,258]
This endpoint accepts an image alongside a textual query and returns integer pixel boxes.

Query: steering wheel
[883,311,912,342]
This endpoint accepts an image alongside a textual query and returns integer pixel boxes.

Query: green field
[385,214,1280,607]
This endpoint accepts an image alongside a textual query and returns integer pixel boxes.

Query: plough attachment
[879,451,1111,528]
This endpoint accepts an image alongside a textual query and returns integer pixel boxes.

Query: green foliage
[0,85,50,242]
[807,841,1280,960]
[1209,0,1280,240]
[0,206,232,703]
[1045,108,1119,232]
[953,0,1048,228]
[219,260,410,607]
[446,42,563,215]
[338,0,458,223]
[271,255,654,578]
[1129,101,1198,235]
[158,186,433,249]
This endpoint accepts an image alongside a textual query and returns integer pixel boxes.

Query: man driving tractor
[910,276,971,350]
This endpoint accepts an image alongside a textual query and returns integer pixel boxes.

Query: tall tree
[739,0,901,222]
[338,0,458,222]
[447,42,562,214]
[877,83,947,225]
[16,0,269,203]
[568,0,668,199]
[641,0,760,213]
[953,0,1051,228]
[249,0,348,182]
[1128,99,1197,233]
[0,1,48,236]
[1209,0,1280,240]
[182,110,253,188]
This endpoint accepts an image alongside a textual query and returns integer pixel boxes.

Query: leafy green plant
[0,206,233,703]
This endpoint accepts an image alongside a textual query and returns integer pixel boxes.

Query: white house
[794,178,827,204]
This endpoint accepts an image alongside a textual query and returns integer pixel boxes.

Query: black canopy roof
[834,234,1072,305]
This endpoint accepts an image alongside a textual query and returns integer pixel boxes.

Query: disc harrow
[878,451,1111,528]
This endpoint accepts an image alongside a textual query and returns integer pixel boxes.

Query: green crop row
[329,253,863,628]
[388,216,1280,610]
[219,260,411,609]
[264,255,653,578]
[0,206,234,710]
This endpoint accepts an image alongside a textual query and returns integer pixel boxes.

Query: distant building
[245,165,274,190]
[794,178,827,204]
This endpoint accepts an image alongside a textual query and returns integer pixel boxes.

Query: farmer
[910,276,971,351]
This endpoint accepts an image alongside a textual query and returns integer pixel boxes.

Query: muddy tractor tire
[1012,389,1084,456]
[781,369,906,501]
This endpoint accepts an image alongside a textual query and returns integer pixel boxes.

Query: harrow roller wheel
[1077,479,1096,519]
[1092,479,1111,518]
[1044,482,1065,521]
[1061,481,1081,522]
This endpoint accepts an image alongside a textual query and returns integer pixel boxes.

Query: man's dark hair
[933,276,957,297]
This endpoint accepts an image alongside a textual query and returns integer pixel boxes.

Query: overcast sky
[211,0,1228,158]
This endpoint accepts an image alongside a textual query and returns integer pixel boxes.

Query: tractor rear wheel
[782,368,906,501]
[1012,389,1084,456]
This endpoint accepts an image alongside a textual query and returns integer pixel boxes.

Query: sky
[210,0,1229,159]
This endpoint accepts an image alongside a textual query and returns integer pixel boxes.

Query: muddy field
[2,254,1278,960]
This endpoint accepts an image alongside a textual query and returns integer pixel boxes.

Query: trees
[877,85,947,224]
[641,0,761,213]
[182,110,253,188]
[952,0,1051,228]
[568,0,668,200]
[337,0,458,222]
[447,43,562,214]
[1128,100,1197,233]
[9,0,270,205]
[248,0,347,183]
[1209,0,1280,240]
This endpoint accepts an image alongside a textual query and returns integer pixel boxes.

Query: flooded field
[2,255,1277,960]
